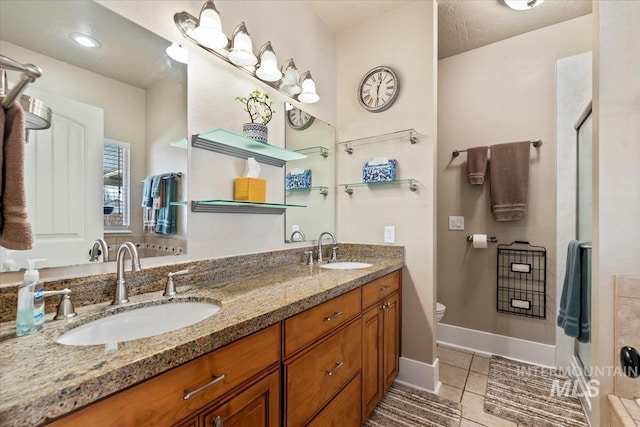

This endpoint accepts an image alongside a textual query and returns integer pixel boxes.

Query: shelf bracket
[319,187,329,196]
[344,186,354,195]
[320,147,329,158]
[344,144,353,155]
[409,180,418,191]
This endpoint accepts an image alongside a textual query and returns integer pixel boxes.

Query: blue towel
[557,240,591,343]
[141,176,153,208]
[150,174,164,198]
[155,175,177,235]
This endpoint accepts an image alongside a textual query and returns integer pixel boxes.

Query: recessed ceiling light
[70,32,101,48]
[504,0,545,10]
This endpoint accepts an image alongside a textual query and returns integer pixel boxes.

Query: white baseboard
[438,323,556,368]
[396,356,441,393]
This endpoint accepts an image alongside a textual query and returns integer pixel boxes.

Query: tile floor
[436,343,521,427]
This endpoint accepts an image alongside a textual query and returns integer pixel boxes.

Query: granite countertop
[0,254,403,426]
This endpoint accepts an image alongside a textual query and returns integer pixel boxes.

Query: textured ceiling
[438,0,592,59]
[305,0,591,59]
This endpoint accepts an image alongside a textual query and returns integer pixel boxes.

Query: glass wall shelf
[338,129,419,154]
[190,199,306,214]
[192,129,307,167]
[170,201,189,206]
[339,179,418,194]
[286,186,329,196]
[169,137,188,149]
[293,146,329,158]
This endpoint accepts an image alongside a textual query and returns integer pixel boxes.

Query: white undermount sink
[320,262,373,270]
[56,301,220,346]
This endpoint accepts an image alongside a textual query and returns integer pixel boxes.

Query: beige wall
[437,15,592,344]
[336,1,438,364]
[592,1,640,425]
[146,71,188,239]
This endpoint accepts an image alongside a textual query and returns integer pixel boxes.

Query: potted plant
[235,89,275,143]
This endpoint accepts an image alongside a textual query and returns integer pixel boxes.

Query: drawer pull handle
[324,311,343,322]
[382,302,392,310]
[212,416,223,427]
[326,361,345,376]
[380,285,391,292]
[183,373,226,400]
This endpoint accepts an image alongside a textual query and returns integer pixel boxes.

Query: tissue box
[362,159,397,183]
[234,178,266,202]
[286,169,312,189]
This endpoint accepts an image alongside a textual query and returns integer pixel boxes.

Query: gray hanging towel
[489,141,530,221]
[466,146,488,185]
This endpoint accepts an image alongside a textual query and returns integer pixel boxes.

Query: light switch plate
[384,226,395,243]
[448,216,464,231]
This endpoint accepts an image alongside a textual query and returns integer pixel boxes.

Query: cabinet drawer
[285,319,362,427]
[200,369,280,427]
[362,270,400,309]
[284,287,361,357]
[307,373,362,427]
[49,324,280,427]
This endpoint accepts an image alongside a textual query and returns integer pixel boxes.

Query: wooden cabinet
[283,287,361,358]
[284,318,362,426]
[361,271,401,420]
[199,369,279,427]
[49,325,280,427]
[306,374,362,427]
[47,269,402,427]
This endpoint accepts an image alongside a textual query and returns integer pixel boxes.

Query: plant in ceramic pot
[235,89,275,143]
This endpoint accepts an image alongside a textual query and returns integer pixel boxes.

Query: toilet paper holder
[467,235,498,243]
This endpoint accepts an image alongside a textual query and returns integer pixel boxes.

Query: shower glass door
[575,107,592,376]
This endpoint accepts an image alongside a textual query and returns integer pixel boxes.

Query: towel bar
[452,140,542,158]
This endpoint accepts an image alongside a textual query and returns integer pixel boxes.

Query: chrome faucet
[112,242,141,305]
[89,238,109,262]
[290,230,306,242]
[163,269,189,297]
[317,231,336,264]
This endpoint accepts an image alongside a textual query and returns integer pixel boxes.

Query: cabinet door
[362,303,383,420]
[307,374,361,427]
[201,370,280,427]
[285,319,362,427]
[382,293,400,392]
[174,416,199,427]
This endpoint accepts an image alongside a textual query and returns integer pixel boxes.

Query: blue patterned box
[362,159,397,183]
[286,169,312,189]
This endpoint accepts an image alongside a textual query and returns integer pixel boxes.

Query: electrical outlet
[448,216,464,231]
[384,226,395,243]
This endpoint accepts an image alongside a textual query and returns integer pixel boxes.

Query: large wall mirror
[284,104,335,242]
[0,0,187,270]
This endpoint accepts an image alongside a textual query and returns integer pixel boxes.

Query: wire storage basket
[496,240,547,319]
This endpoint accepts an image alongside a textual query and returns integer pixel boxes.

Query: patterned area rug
[484,355,589,427]
[363,383,462,427]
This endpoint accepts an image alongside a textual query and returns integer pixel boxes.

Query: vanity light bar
[173,3,319,104]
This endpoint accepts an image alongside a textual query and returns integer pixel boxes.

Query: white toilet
[437,302,447,323]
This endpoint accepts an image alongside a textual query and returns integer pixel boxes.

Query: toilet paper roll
[472,234,488,249]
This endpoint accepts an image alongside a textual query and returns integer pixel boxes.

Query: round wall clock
[287,107,315,130]
[357,66,400,113]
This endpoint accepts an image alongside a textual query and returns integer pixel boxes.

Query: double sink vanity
[0,244,403,426]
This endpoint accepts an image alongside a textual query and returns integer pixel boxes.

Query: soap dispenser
[16,258,46,337]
